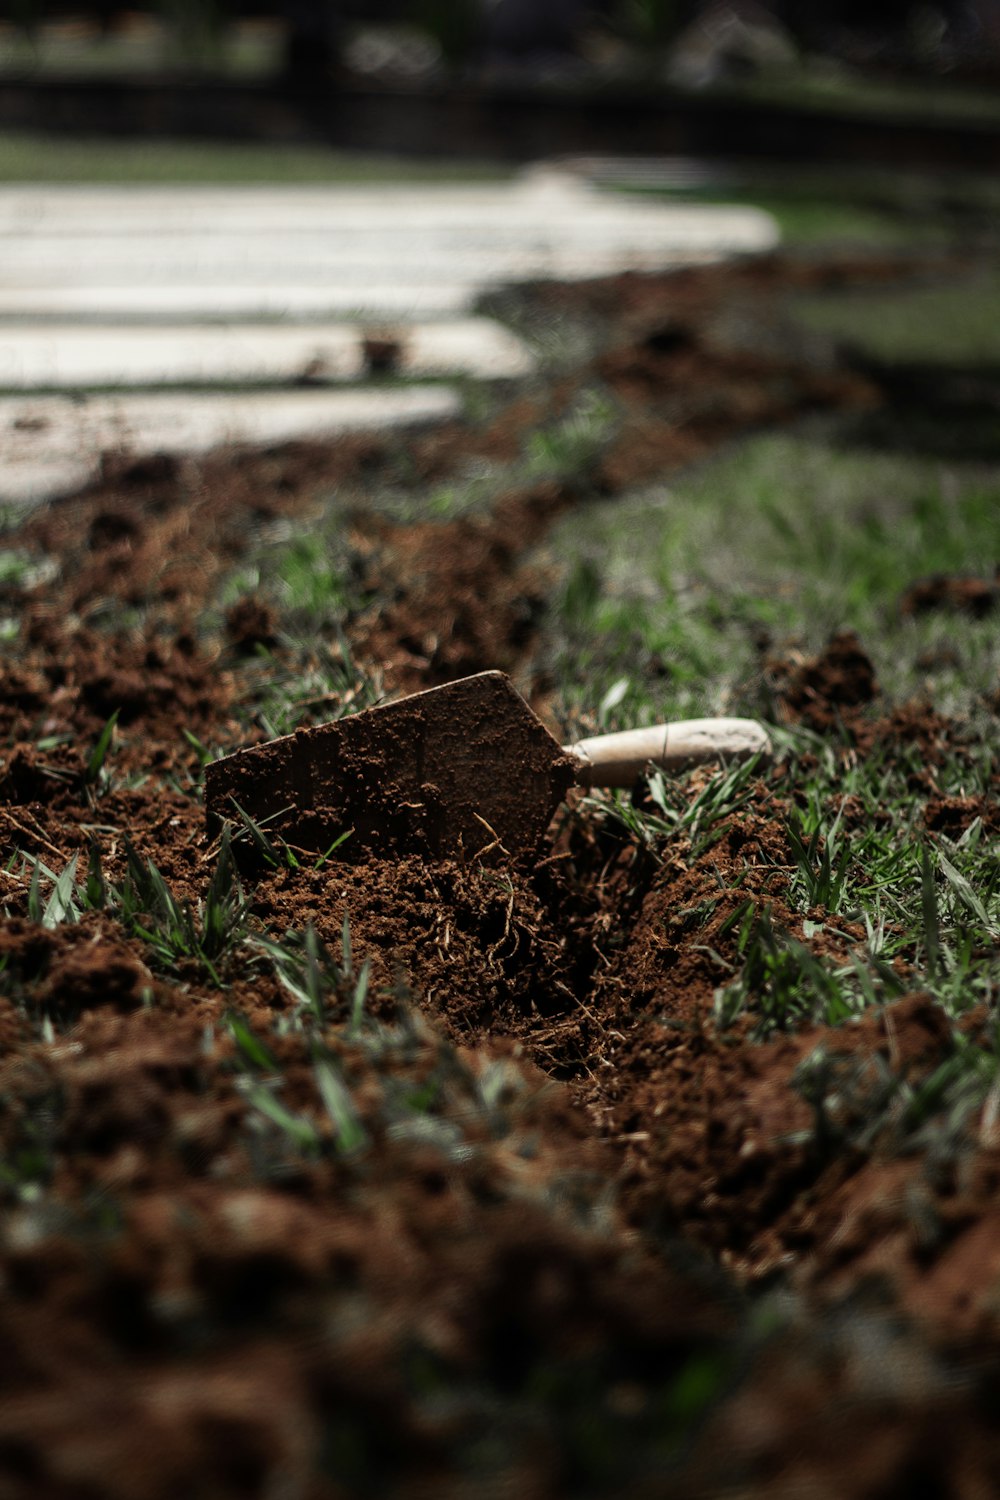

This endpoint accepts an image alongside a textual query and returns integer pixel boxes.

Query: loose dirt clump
[250,854,590,1044]
[348,480,577,693]
[14,435,398,620]
[223,594,280,654]
[596,323,877,492]
[924,791,1000,836]
[40,932,154,1021]
[901,567,1000,617]
[766,628,880,729]
[0,622,234,746]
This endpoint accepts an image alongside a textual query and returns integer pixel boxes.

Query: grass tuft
[83,710,120,792]
[21,832,255,986]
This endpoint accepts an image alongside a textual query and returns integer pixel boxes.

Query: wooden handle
[564,718,772,789]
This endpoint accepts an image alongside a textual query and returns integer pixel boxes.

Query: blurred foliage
[0,0,991,82]
[412,0,481,66]
[154,0,230,65]
[617,0,689,50]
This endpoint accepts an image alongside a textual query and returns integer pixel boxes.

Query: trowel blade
[205,671,578,862]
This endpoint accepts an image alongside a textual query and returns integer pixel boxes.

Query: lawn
[1,159,999,1496]
[0,129,512,184]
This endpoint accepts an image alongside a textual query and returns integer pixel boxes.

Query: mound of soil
[2,249,999,1497]
[900,567,1000,618]
[767,629,879,730]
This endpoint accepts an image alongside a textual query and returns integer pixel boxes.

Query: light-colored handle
[564,718,772,789]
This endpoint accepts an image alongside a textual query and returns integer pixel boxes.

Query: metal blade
[205,671,577,862]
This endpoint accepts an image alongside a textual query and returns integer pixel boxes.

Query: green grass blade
[937,849,995,934]
[84,839,108,911]
[314,828,355,869]
[42,852,80,929]
[341,909,353,977]
[244,1083,319,1153]
[921,847,942,979]
[26,859,43,924]
[84,709,119,786]
[350,959,371,1035]
[314,1056,368,1155]
[227,1012,278,1071]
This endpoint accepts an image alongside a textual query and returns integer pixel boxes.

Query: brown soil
[2,250,1000,1498]
[900,567,1000,618]
[766,629,880,730]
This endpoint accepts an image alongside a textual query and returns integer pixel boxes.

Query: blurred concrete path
[0,168,778,505]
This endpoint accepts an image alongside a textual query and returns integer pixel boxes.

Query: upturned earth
[1,248,999,1498]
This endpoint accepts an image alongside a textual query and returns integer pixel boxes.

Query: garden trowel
[205,670,771,862]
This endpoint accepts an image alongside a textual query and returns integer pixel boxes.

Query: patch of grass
[592,754,765,864]
[551,391,1000,1069]
[791,1014,1000,1181]
[707,742,999,1041]
[550,533,750,731]
[24,833,254,987]
[112,834,251,986]
[0,547,58,599]
[216,520,388,738]
[0,130,511,185]
[270,533,354,622]
[233,917,575,1178]
[789,268,1000,365]
[712,906,888,1036]
[23,850,82,931]
[707,66,1000,128]
[620,164,1000,250]
[217,501,364,628]
[235,635,383,742]
[544,428,1000,722]
[526,392,619,484]
[746,194,915,247]
[83,710,119,793]
[255,917,370,1032]
[638,184,929,249]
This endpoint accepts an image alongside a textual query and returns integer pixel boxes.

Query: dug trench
[2,249,1000,1496]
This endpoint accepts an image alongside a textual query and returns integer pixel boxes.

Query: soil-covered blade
[205,671,577,863]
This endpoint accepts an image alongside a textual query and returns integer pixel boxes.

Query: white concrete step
[0,171,780,507]
[0,175,772,236]
[0,283,477,322]
[0,318,534,390]
[0,233,764,282]
[0,179,778,305]
[0,385,461,506]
